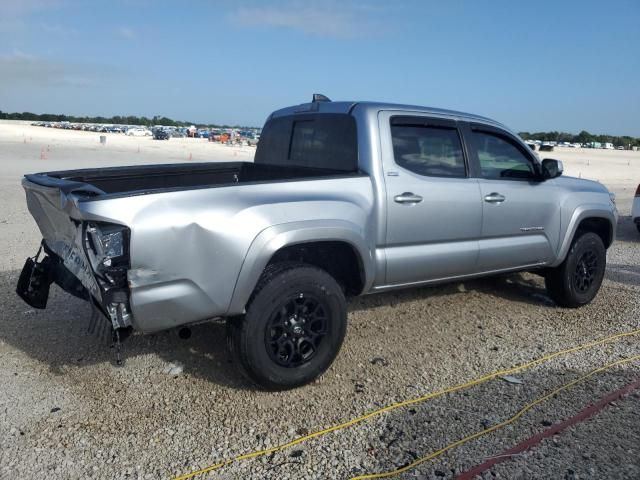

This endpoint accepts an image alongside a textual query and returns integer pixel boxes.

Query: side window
[390,123,466,178]
[471,131,537,180]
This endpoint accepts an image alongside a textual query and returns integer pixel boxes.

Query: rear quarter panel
[77,176,375,332]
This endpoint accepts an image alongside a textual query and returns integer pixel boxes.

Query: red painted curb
[455,377,640,480]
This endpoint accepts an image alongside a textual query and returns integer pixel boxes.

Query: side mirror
[541,158,563,179]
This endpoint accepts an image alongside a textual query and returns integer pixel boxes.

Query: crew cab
[17,95,618,389]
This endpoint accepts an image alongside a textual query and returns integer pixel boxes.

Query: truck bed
[25,161,360,197]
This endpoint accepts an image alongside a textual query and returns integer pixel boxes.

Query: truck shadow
[616,215,639,243]
[606,264,640,288]
[604,215,640,288]
[1,269,249,389]
[5,248,633,392]
[1,266,558,392]
[348,272,554,314]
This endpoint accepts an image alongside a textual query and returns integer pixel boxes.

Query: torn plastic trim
[80,222,133,330]
[33,242,133,331]
[26,220,135,332]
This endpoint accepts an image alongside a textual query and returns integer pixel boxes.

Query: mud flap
[16,255,54,309]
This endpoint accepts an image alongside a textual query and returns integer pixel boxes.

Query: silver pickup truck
[17,95,618,389]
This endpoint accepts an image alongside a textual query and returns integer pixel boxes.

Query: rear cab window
[255,113,358,172]
[390,116,466,178]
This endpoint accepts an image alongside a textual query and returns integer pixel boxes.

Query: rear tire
[545,232,606,307]
[229,263,347,390]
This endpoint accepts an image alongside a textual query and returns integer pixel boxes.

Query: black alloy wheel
[228,263,347,390]
[572,250,598,293]
[545,231,606,308]
[266,293,329,368]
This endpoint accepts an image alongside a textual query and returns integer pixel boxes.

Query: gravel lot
[1,123,639,479]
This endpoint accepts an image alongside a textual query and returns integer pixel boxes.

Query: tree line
[519,130,640,148]
[0,110,256,129]
[1,109,637,145]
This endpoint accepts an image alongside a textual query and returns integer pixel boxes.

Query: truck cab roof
[270,100,507,131]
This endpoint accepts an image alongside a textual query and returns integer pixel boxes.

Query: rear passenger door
[379,112,483,286]
[465,124,561,271]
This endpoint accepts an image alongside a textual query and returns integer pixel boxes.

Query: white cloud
[228,2,376,39]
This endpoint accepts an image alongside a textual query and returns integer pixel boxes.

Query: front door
[466,125,561,271]
[379,112,483,286]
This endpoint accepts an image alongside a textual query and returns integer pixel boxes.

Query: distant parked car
[127,127,152,137]
[632,184,640,233]
[617,146,624,150]
[153,129,170,140]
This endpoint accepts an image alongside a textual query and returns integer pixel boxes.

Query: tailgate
[22,176,104,301]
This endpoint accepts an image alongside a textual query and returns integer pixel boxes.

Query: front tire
[229,263,347,390]
[545,232,606,307]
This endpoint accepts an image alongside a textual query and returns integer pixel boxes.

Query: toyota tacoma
[17,95,618,389]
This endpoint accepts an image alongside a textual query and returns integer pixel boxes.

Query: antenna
[312,93,331,102]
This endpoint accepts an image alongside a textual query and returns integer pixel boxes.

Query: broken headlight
[85,222,130,270]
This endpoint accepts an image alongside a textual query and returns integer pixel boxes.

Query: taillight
[85,222,130,272]
[636,184,640,197]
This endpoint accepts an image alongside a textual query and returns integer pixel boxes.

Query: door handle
[394,192,423,204]
[484,192,506,204]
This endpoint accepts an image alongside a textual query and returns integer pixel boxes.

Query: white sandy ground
[0,121,639,479]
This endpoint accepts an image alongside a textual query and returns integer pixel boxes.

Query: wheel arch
[227,220,374,315]
[553,206,616,266]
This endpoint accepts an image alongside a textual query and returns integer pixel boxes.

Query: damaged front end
[16,221,134,358]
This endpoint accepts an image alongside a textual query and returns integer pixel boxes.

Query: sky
[0,0,639,135]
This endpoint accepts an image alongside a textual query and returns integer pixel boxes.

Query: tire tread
[229,262,346,390]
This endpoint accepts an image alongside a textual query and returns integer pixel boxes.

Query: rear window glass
[255,114,358,171]
[391,124,466,178]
